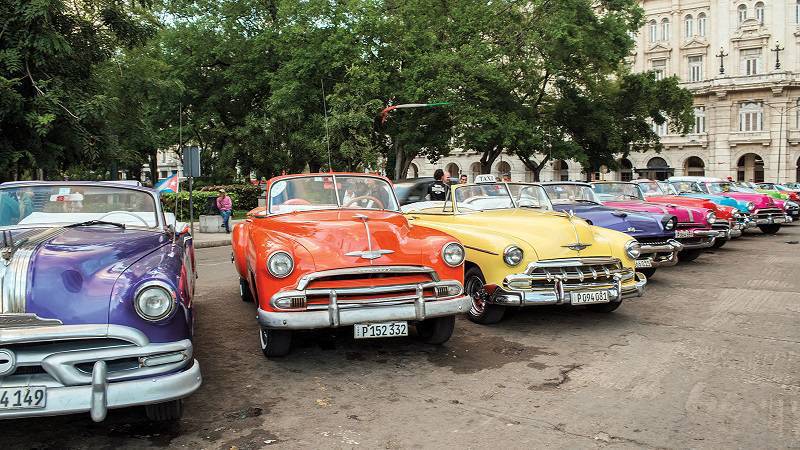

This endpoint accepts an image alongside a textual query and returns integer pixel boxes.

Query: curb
[194,239,232,249]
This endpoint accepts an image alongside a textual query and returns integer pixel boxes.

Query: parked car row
[0,173,792,423]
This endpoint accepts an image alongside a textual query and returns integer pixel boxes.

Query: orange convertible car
[231,173,471,357]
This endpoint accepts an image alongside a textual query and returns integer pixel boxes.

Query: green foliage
[161,184,259,220]
[199,184,260,211]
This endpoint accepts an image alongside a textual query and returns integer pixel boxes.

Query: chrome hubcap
[259,328,268,349]
[465,276,485,315]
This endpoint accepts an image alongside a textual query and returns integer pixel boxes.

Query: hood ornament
[349,213,393,261]
[563,242,591,252]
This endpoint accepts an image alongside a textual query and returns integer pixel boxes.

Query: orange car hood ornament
[346,214,394,261]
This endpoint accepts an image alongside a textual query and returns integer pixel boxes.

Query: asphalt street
[1,226,799,449]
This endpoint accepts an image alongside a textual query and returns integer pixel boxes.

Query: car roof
[268,172,392,184]
[539,181,591,187]
[669,176,724,182]
[0,180,157,194]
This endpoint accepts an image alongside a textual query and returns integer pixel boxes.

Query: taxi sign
[474,174,499,184]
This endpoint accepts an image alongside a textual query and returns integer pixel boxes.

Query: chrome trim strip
[0,324,150,347]
[0,313,62,328]
[464,245,499,256]
[1,227,66,314]
[295,266,439,290]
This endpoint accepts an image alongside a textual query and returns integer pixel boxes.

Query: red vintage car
[634,179,744,248]
[231,173,471,357]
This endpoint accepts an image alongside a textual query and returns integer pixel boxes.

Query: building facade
[411,0,800,183]
[141,148,180,183]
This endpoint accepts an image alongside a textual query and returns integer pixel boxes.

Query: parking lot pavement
[1,227,799,449]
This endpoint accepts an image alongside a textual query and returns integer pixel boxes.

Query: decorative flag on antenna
[380,102,451,124]
[155,173,179,193]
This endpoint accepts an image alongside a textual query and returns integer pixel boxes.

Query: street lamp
[762,101,800,183]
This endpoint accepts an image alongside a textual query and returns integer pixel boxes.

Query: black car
[393,177,435,205]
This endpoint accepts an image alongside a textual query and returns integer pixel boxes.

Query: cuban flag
[154,173,179,193]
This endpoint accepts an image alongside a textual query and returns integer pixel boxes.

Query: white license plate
[635,259,653,268]
[571,291,610,305]
[0,386,46,410]
[354,322,408,339]
[675,230,693,238]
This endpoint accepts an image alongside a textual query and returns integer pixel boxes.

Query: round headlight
[503,246,524,266]
[135,285,175,321]
[625,240,641,259]
[706,212,716,224]
[746,201,755,211]
[442,242,465,267]
[663,217,676,231]
[733,211,742,219]
[267,251,294,278]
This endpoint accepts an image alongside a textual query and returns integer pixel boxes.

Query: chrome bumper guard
[490,258,646,306]
[754,216,786,225]
[0,324,201,422]
[637,239,682,268]
[676,230,716,250]
[260,280,470,330]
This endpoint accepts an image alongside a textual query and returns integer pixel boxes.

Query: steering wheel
[344,195,385,209]
[98,211,150,227]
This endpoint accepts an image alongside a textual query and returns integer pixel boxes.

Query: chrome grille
[505,258,633,291]
[754,208,783,219]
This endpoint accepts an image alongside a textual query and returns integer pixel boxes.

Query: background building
[412,0,800,183]
[141,148,180,183]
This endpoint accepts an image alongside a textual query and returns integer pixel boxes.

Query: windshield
[657,181,678,194]
[0,184,159,228]
[707,182,749,194]
[636,181,665,196]
[452,183,552,212]
[542,184,598,205]
[592,183,644,201]
[268,175,399,214]
[670,181,703,194]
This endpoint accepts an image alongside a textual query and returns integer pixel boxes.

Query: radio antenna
[321,78,333,172]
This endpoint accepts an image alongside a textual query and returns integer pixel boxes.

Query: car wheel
[587,301,622,313]
[712,238,728,249]
[679,249,703,262]
[637,267,657,278]
[758,224,781,234]
[416,316,455,345]
[465,267,505,325]
[259,327,292,358]
[145,399,183,421]
[239,278,253,303]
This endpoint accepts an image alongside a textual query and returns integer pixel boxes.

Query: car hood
[600,200,709,225]
[2,227,168,324]
[551,203,670,239]
[716,192,776,209]
[680,194,747,212]
[263,210,433,272]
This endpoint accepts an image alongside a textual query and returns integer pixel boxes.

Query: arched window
[698,13,708,36]
[660,18,670,41]
[684,156,706,176]
[553,160,570,181]
[737,153,765,182]
[684,15,694,37]
[445,163,460,180]
[469,162,481,180]
[408,163,419,179]
[495,161,512,181]
[648,20,658,43]
[619,158,634,182]
[738,4,748,25]
[755,2,764,24]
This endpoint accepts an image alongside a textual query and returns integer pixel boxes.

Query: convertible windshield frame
[0,182,164,231]
[541,183,600,205]
[591,182,645,201]
[266,174,401,215]
[447,182,553,214]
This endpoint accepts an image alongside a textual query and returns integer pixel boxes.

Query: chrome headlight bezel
[663,216,676,231]
[134,282,177,322]
[442,242,465,267]
[267,250,295,278]
[746,201,755,211]
[503,246,524,266]
[706,211,716,224]
[624,240,641,259]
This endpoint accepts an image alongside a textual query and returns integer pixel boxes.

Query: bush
[161,184,260,221]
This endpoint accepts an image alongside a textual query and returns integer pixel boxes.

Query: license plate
[675,230,693,238]
[0,386,46,410]
[354,322,408,339]
[635,259,653,268]
[571,291,610,305]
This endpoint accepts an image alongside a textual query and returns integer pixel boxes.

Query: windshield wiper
[575,199,598,204]
[66,220,126,229]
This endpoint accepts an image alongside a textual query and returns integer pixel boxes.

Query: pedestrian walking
[428,169,449,201]
[216,189,233,233]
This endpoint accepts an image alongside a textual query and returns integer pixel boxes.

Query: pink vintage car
[670,177,786,234]
[591,181,717,262]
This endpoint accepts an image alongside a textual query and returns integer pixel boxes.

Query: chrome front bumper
[490,272,646,306]
[637,239,682,268]
[676,229,717,250]
[754,216,786,225]
[0,323,201,422]
[258,295,471,330]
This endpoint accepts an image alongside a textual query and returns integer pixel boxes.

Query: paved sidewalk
[189,219,243,248]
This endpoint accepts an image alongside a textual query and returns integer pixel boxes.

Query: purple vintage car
[0,181,200,422]
[541,182,682,279]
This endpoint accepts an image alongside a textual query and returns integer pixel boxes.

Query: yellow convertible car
[401,179,647,324]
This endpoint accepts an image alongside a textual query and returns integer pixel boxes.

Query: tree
[0,0,156,180]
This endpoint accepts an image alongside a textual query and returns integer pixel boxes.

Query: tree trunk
[392,137,406,180]
[518,154,550,182]
[148,149,159,185]
[479,145,502,174]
